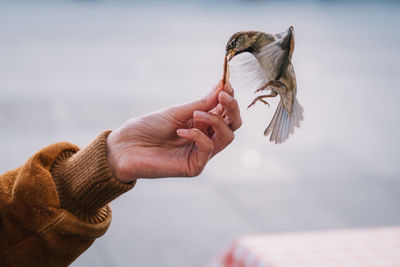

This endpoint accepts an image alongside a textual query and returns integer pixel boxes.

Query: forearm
[0,131,134,266]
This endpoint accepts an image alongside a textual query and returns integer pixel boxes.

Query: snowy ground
[1,1,399,266]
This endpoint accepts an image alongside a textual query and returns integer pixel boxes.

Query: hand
[106,81,242,183]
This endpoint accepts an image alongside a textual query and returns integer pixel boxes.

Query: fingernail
[177,129,189,135]
[220,91,233,102]
[194,111,209,119]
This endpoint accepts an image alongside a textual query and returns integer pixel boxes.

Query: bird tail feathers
[264,97,303,144]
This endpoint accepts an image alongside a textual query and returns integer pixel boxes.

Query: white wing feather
[228,52,268,93]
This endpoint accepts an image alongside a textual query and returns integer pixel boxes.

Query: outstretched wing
[228,52,269,93]
[255,27,293,82]
[257,27,296,114]
[256,42,289,81]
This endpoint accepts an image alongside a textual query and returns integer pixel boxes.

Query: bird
[225,26,303,144]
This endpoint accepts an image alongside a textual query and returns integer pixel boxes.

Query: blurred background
[1,0,399,266]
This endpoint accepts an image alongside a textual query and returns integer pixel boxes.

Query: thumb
[168,80,224,122]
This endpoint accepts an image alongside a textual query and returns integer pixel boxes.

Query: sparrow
[225,26,303,144]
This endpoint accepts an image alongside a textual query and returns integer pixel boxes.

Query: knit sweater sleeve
[50,130,135,223]
[0,131,135,267]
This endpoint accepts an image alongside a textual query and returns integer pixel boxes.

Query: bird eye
[230,39,237,48]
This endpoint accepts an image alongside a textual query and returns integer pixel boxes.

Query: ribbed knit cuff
[50,131,135,223]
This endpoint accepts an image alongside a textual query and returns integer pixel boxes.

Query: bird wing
[228,52,269,93]
[255,26,294,82]
[257,27,296,113]
[280,86,295,114]
[255,39,291,82]
[273,62,297,114]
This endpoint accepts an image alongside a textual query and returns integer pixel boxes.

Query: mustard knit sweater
[0,131,135,266]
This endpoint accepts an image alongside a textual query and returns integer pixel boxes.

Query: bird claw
[247,97,270,109]
[254,80,284,94]
[254,87,265,94]
[261,100,270,107]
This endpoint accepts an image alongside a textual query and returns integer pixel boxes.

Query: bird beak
[226,50,236,62]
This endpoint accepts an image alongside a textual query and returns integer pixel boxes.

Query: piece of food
[222,55,230,85]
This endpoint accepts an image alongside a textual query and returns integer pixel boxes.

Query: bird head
[225,31,263,61]
[225,27,295,61]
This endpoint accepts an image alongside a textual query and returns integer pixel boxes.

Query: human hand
[106,81,242,183]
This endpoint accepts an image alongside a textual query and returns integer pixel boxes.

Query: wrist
[106,129,138,183]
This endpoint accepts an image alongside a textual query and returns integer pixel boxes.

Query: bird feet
[247,95,275,109]
[248,80,280,109]
[254,80,284,94]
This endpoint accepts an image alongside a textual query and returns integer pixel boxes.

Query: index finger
[209,81,234,116]
[224,81,234,97]
[168,81,224,123]
[218,91,242,131]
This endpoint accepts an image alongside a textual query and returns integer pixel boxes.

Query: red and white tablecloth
[208,227,400,267]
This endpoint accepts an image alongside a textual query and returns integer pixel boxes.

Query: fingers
[224,81,234,97]
[194,111,234,155]
[209,81,234,116]
[172,81,240,176]
[218,91,242,131]
[168,80,224,123]
[176,128,214,176]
